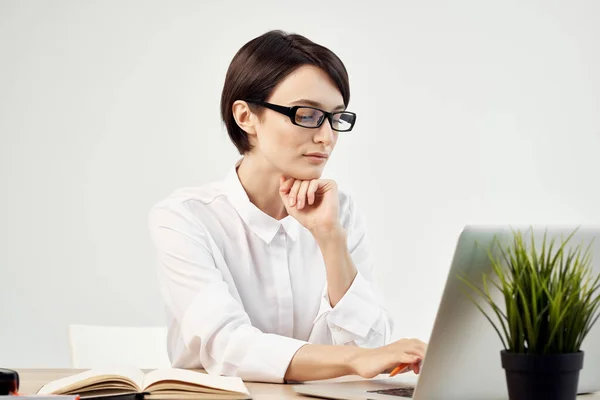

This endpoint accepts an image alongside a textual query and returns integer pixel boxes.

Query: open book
[37,366,251,400]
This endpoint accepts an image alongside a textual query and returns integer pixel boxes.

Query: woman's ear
[232,100,258,136]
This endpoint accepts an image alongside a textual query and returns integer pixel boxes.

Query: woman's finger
[396,354,420,364]
[407,340,426,353]
[288,180,302,207]
[405,348,425,359]
[414,343,427,353]
[307,180,319,205]
[279,177,295,196]
[413,359,423,374]
[296,181,310,210]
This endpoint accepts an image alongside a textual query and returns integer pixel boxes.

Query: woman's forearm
[285,338,428,383]
[312,227,358,307]
[284,343,364,382]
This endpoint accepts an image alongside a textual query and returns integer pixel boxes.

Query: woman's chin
[285,165,324,181]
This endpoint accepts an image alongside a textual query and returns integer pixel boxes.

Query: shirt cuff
[316,272,384,343]
[237,332,307,383]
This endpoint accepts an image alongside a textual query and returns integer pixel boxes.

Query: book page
[142,368,250,396]
[37,366,145,395]
[146,393,250,400]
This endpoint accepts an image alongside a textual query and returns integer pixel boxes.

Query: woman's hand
[349,338,427,379]
[279,176,341,235]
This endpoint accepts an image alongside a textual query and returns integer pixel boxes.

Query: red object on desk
[0,369,20,396]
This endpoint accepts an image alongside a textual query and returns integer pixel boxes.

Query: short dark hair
[220,30,351,154]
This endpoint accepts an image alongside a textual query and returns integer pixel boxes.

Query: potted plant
[459,227,600,400]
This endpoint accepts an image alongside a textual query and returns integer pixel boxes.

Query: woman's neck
[236,154,288,221]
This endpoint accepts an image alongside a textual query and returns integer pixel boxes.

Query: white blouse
[148,161,394,383]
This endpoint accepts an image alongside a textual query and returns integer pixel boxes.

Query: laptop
[293,225,600,400]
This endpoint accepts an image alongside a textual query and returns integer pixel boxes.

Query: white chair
[68,324,172,369]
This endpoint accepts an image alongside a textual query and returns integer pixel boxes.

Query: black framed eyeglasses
[245,100,357,132]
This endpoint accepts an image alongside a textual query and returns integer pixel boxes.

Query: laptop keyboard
[367,387,415,398]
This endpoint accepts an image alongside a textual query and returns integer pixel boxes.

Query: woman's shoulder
[336,186,363,231]
[151,180,225,210]
[336,185,352,211]
[148,180,232,232]
[156,181,225,206]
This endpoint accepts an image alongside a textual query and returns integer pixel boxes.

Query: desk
[16,369,298,400]
[15,369,600,400]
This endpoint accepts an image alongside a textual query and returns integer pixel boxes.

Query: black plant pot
[501,350,584,400]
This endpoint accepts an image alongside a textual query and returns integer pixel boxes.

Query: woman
[149,30,426,383]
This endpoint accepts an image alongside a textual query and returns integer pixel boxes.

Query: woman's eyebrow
[290,99,345,111]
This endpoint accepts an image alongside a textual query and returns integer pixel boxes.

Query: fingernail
[289,197,295,206]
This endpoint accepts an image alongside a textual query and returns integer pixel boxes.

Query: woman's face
[249,65,345,180]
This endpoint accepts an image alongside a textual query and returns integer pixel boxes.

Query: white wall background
[1,0,599,367]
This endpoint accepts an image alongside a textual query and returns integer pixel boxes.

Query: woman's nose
[313,118,335,145]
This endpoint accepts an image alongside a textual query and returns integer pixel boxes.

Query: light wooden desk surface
[16,369,300,400]
[15,369,600,400]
